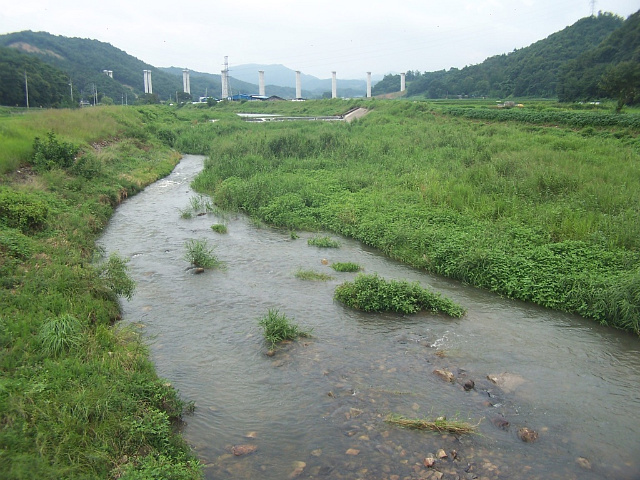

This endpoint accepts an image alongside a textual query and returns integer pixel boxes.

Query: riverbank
[0,107,201,478]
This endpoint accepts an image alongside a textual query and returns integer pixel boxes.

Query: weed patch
[184,238,222,269]
[210,223,228,234]
[308,236,340,248]
[385,413,479,435]
[334,273,465,317]
[294,268,333,281]
[258,309,311,350]
[331,262,361,272]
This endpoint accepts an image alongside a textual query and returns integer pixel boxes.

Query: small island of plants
[334,273,466,317]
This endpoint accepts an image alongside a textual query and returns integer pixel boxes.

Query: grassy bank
[0,106,201,478]
[188,100,640,334]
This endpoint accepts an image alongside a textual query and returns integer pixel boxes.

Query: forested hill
[0,31,210,105]
[0,46,72,107]
[390,12,627,100]
[558,10,640,102]
[0,31,229,106]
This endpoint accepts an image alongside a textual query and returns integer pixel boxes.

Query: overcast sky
[2,0,638,80]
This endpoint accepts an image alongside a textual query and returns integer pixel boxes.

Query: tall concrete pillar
[400,72,406,92]
[295,71,302,99]
[332,71,337,99]
[147,70,153,94]
[183,69,190,94]
[143,70,149,94]
[259,70,265,96]
[367,72,372,98]
[221,70,228,99]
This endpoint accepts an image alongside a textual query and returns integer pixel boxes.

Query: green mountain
[558,10,640,102]
[0,46,72,108]
[0,30,184,103]
[403,12,627,99]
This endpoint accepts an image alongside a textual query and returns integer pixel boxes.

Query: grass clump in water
[258,309,311,350]
[210,223,228,234]
[334,273,465,317]
[294,268,333,281]
[331,262,361,272]
[308,236,340,248]
[184,238,222,269]
[385,413,479,435]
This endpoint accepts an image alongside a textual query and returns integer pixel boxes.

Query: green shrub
[32,131,79,171]
[0,226,34,259]
[95,253,136,301]
[0,188,49,233]
[334,273,466,317]
[70,152,103,179]
[184,239,222,269]
[258,309,311,350]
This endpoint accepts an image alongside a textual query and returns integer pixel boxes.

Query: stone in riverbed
[491,416,510,430]
[487,372,525,393]
[231,444,257,456]
[433,369,455,382]
[576,457,592,470]
[287,461,306,479]
[517,427,539,443]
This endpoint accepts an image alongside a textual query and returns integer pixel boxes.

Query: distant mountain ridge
[373,12,640,101]
[1,10,638,107]
[227,63,369,97]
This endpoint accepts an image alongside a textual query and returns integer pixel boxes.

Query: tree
[599,61,640,112]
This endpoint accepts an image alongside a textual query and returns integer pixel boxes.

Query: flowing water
[99,155,640,480]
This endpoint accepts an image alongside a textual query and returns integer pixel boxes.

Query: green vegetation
[385,413,479,435]
[308,236,341,248]
[294,268,333,281]
[210,223,228,234]
[258,309,312,350]
[1,97,638,478]
[184,238,222,269]
[0,105,200,479]
[331,262,362,272]
[31,130,79,171]
[559,11,640,103]
[334,273,466,317]
[189,194,215,213]
[405,12,626,100]
[191,100,640,334]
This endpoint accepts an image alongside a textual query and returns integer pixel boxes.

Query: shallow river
[99,155,640,480]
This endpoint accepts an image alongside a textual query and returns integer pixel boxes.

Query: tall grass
[0,106,201,478]
[191,100,640,334]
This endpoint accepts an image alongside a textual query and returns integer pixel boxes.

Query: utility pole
[24,71,29,108]
[69,78,73,103]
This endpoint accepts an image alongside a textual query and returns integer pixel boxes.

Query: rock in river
[518,427,539,443]
[433,369,455,382]
[231,444,257,456]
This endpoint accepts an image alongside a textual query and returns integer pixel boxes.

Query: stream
[98,154,640,480]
